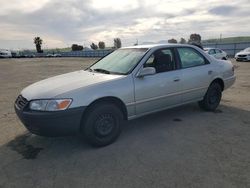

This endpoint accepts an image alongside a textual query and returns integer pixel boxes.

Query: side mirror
[137,67,156,78]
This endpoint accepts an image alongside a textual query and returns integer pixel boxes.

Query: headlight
[29,99,72,111]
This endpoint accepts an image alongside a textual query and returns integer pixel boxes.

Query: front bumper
[224,75,236,90]
[15,103,86,137]
[235,56,250,61]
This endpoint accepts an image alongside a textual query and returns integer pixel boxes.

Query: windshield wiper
[85,67,93,72]
[93,68,110,74]
[91,68,125,75]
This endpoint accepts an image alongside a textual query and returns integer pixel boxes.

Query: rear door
[215,49,223,59]
[176,47,214,103]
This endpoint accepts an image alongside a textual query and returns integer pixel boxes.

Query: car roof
[122,43,217,63]
[205,47,224,50]
[122,43,195,50]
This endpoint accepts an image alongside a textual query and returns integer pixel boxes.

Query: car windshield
[89,48,148,75]
[243,47,250,52]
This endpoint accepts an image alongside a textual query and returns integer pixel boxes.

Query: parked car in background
[15,44,236,147]
[204,48,227,60]
[46,54,54,57]
[0,49,12,58]
[235,47,250,61]
[53,53,62,57]
[46,53,62,57]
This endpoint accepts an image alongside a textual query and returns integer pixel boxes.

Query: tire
[81,103,123,147]
[198,82,222,111]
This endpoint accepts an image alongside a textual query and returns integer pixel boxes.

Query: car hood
[21,70,124,100]
[236,51,250,55]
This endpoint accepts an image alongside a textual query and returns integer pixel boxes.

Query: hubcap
[94,114,115,137]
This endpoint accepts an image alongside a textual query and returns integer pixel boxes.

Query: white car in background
[0,49,12,58]
[204,48,227,60]
[235,47,250,61]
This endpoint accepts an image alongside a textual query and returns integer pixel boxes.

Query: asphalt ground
[0,57,249,188]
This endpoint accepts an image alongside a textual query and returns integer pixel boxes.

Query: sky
[0,0,250,50]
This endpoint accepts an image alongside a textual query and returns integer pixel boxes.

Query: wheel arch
[82,96,128,121]
[210,78,224,91]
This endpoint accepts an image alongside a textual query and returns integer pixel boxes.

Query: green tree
[34,37,43,53]
[179,38,186,44]
[90,43,98,50]
[188,33,201,44]
[114,38,122,48]
[98,41,105,49]
[168,38,177,43]
[71,44,83,51]
[188,33,203,49]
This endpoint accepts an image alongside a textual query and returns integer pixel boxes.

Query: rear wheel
[199,82,222,111]
[81,103,123,147]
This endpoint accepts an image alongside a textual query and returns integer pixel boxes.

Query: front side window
[215,49,222,53]
[144,48,175,73]
[208,49,216,55]
[90,48,148,75]
[177,47,207,68]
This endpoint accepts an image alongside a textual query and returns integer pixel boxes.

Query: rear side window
[177,47,207,69]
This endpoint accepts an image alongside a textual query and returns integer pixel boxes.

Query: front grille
[238,55,247,57]
[15,95,28,109]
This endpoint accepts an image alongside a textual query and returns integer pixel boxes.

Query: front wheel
[198,82,222,111]
[81,103,123,147]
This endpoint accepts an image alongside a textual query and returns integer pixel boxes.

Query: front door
[134,48,182,115]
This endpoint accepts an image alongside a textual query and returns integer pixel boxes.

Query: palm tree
[34,37,43,53]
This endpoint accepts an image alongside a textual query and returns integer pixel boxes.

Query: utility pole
[134,39,138,46]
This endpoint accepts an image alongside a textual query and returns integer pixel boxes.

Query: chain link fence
[203,42,250,57]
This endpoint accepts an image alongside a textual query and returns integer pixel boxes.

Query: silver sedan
[15,44,236,147]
